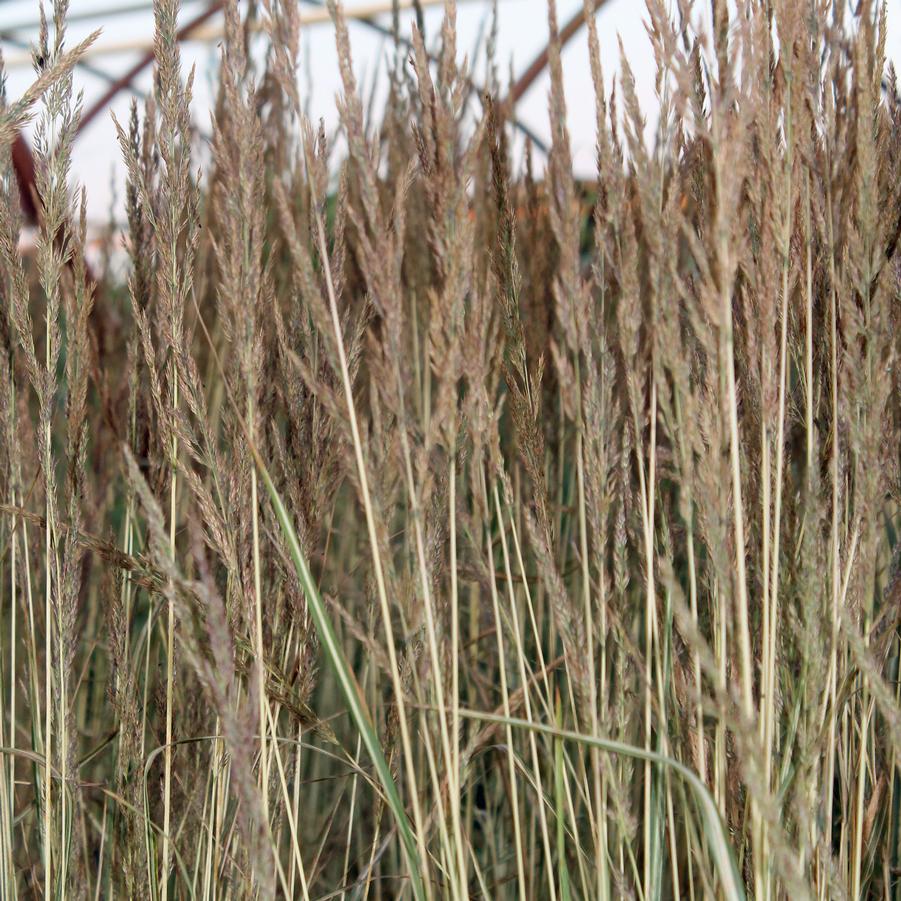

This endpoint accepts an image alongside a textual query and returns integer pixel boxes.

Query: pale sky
[1,0,899,226]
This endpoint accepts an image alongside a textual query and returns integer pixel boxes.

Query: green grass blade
[255,459,426,901]
[453,708,745,901]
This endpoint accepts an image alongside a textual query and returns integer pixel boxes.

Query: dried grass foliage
[0,0,900,897]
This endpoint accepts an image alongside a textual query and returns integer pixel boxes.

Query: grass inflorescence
[1,0,900,897]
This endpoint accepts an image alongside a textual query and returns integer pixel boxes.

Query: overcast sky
[2,0,900,225]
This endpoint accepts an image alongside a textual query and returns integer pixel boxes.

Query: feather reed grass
[0,0,900,897]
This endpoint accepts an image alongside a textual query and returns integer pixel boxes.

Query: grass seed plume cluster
[1,0,900,897]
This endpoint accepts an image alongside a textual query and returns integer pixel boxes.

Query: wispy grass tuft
[0,0,899,897]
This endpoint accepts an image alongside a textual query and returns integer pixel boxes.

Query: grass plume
[0,0,900,897]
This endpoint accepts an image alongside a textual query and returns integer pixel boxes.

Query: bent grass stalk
[453,709,746,901]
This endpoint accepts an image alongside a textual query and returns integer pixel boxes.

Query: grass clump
[1,0,900,897]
